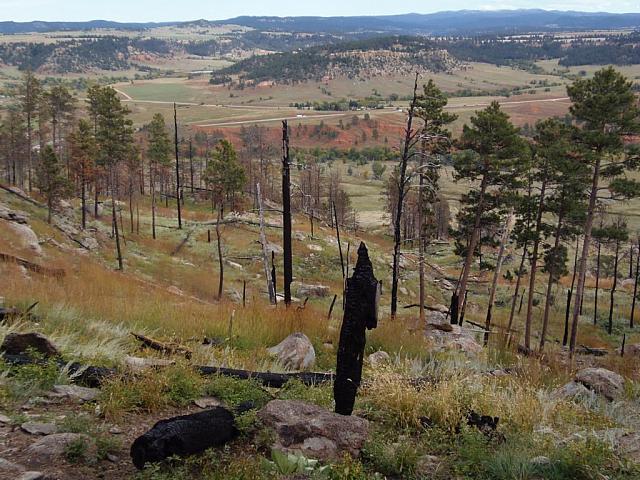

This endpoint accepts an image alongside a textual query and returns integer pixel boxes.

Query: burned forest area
[2,6,640,480]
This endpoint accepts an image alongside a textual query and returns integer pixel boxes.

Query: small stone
[0,414,12,424]
[20,422,57,436]
[295,283,331,298]
[106,453,119,463]
[124,356,175,372]
[109,426,123,435]
[27,433,91,464]
[194,397,223,409]
[416,454,441,477]
[307,244,323,252]
[530,456,551,466]
[50,384,100,403]
[368,351,390,367]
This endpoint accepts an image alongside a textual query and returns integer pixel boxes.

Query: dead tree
[608,236,621,335]
[281,121,292,306]
[257,183,276,304]
[594,233,601,325]
[631,238,639,328]
[334,242,379,416]
[485,210,515,345]
[216,207,224,300]
[174,103,182,230]
[391,73,420,318]
[131,407,238,469]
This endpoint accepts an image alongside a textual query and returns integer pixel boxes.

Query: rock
[224,260,243,270]
[225,289,243,304]
[106,453,119,463]
[416,455,441,477]
[295,283,330,298]
[430,304,449,314]
[48,385,100,403]
[124,356,175,372]
[21,422,58,436]
[109,426,123,435]
[530,456,551,466]
[294,231,306,241]
[5,222,42,255]
[194,397,223,409]
[0,457,26,473]
[19,473,44,480]
[449,337,482,354]
[0,414,12,424]
[617,432,640,464]
[258,400,369,461]
[267,333,316,370]
[399,286,409,296]
[266,243,283,255]
[624,343,640,357]
[1,332,60,358]
[0,205,28,224]
[27,433,91,464]
[307,244,323,252]
[575,367,624,400]
[426,310,448,325]
[551,381,594,401]
[367,351,390,367]
[166,285,184,296]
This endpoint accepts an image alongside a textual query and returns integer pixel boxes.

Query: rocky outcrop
[367,351,390,367]
[27,433,92,464]
[258,400,369,461]
[267,333,316,370]
[4,222,42,255]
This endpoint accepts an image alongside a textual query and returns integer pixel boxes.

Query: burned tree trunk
[281,121,293,306]
[608,238,621,335]
[334,242,379,416]
[131,407,238,469]
[257,183,276,304]
[216,207,224,301]
[631,238,639,328]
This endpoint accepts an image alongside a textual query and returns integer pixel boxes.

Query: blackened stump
[130,407,238,469]
[334,242,379,416]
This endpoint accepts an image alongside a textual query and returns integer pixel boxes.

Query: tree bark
[485,210,515,345]
[570,158,601,356]
[631,239,640,328]
[281,121,292,306]
[257,183,276,304]
[216,206,224,301]
[539,210,565,352]
[174,103,182,230]
[608,238,620,335]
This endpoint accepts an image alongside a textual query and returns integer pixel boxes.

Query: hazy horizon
[1,2,639,23]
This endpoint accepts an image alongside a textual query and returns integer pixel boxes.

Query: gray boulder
[258,400,368,461]
[267,333,316,370]
[27,433,92,464]
[296,283,331,298]
[575,368,625,401]
[48,385,100,403]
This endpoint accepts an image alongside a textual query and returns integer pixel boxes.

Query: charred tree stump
[131,407,238,469]
[334,242,379,416]
[449,292,459,325]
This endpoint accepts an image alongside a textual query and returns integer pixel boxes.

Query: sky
[1,0,639,23]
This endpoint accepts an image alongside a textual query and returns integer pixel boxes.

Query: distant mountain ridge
[2,10,640,35]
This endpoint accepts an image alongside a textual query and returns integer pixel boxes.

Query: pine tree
[19,70,41,192]
[204,139,246,212]
[36,145,69,224]
[147,113,171,240]
[69,119,96,230]
[452,101,527,325]
[567,67,640,356]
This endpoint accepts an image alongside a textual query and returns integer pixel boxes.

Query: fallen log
[131,333,192,359]
[196,366,334,388]
[131,407,238,469]
[0,253,65,278]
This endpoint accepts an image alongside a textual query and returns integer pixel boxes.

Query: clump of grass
[64,436,90,464]
[277,378,333,409]
[0,352,68,406]
[203,375,271,409]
